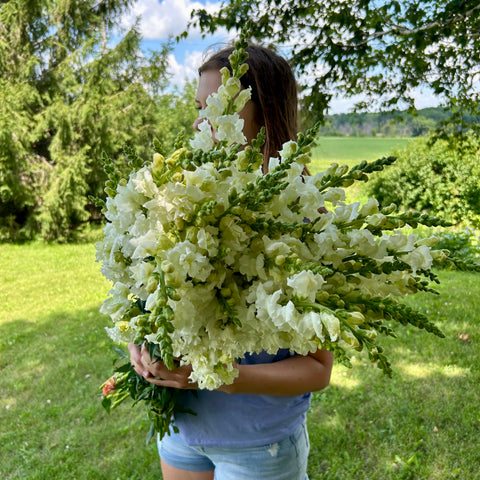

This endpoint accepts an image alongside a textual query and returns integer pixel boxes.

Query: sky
[119,0,440,114]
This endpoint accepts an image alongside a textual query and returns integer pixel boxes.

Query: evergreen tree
[0,0,184,241]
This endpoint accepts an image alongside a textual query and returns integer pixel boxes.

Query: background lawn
[309,137,412,204]
[311,137,411,171]
[1,241,478,480]
[1,137,478,479]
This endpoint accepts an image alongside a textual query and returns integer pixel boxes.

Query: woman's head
[197,44,298,169]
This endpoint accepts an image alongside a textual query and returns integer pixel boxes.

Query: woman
[129,44,334,480]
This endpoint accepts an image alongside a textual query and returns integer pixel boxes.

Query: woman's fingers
[138,344,197,389]
[128,343,198,389]
[128,343,150,377]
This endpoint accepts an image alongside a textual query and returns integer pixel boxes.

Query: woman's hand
[128,343,198,390]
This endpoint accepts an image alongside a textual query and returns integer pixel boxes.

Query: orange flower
[102,377,116,396]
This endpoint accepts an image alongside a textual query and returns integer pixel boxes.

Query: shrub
[366,135,480,228]
[432,228,480,269]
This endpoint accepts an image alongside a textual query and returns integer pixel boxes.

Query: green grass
[1,243,479,479]
[311,136,411,172]
[0,243,162,479]
[308,270,480,480]
[310,137,411,205]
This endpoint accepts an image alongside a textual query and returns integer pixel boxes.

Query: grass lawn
[309,137,412,205]
[1,242,478,480]
[310,137,411,172]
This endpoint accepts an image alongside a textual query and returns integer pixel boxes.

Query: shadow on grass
[307,322,480,480]
[1,269,478,479]
[0,307,161,480]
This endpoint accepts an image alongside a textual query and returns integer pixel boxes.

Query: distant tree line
[316,107,479,137]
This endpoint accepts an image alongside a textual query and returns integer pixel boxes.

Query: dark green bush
[367,135,480,228]
[432,229,480,269]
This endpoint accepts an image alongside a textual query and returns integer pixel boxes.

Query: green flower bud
[172,172,184,183]
[416,236,439,247]
[315,290,329,302]
[161,261,175,274]
[166,286,181,301]
[236,151,249,171]
[220,66,231,84]
[341,330,361,350]
[146,276,159,293]
[105,187,116,197]
[237,63,249,77]
[231,206,243,215]
[185,226,198,243]
[175,217,185,230]
[220,287,232,297]
[346,311,365,326]
[381,203,397,215]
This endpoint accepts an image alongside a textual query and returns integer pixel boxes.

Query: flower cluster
[96,39,449,438]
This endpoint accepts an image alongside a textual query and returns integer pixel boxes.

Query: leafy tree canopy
[188,0,480,136]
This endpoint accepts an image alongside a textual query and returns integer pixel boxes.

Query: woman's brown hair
[199,44,298,170]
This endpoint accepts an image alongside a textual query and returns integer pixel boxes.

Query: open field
[1,242,479,479]
[310,136,411,173]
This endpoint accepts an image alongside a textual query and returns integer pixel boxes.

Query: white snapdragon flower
[313,225,345,258]
[287,270,326,302]
[296,311,325,341]
[403,245,433,273]
[323,187,346,206]
[219,216,249,253]
[233,87,251,112]
[386,233,417,252]
[321,312,341,342]
[268,156,281,171]
[279,140,298,160]
[366,212,386,227]
[132,166,158,198]
[334,203,360,224]
[347,229,387,259]
[100,282,131,323]
[129,261,155,291]
[359,198,379,217]
[204,95,225,120]
[105,323,135,344]
[294,176,326,220]
[166,241,214,282]
[263,236,291,257]
[190,119,215,151]
[215,114,246,146]
[197,227,220,256]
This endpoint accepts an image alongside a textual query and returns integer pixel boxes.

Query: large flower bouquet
[96,39,451,440]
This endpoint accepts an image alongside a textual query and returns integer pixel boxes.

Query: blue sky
[121,0,439,113]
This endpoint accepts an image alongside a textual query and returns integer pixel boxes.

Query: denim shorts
[157,421,310,480]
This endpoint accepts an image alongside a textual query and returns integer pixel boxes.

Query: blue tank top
[172,349,311,447]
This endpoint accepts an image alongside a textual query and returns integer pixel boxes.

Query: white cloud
[167,50,204,87]
[122,0,222,40]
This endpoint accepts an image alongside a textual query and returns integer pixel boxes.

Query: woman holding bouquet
[129,44,334,480]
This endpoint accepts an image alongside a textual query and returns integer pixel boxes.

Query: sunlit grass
[310,136,411,171]
[309,137,412,205]
[1,243,479,480]
[308,270,480,480]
